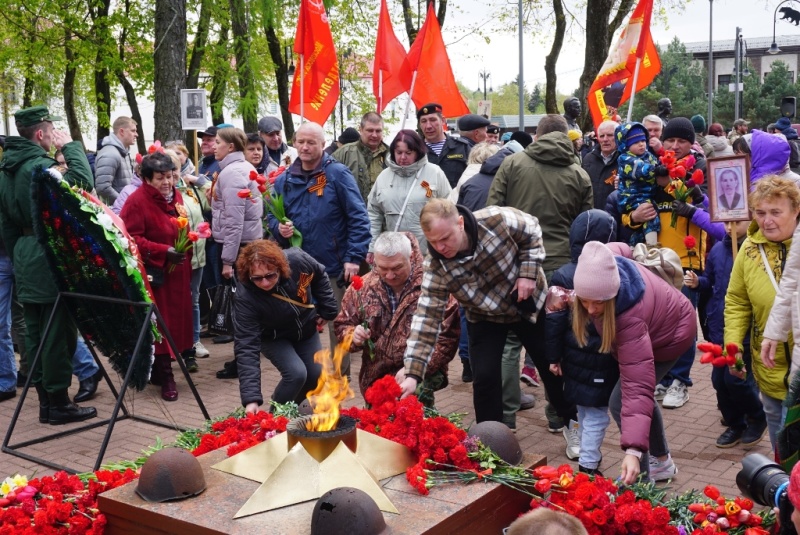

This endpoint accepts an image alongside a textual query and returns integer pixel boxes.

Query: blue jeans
[661,284,697,387]
[0,255,16,392]
[191,268,203,344]
[761,393,787,452]
[577,405,610,469]
[261,334,323,404]
[72,337,99,381]
[203,240,224,289]
[458,306,469,361]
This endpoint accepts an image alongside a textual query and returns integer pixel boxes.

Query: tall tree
[229,0,258,132]
[88,0,113,141]
[528,83,543,113]
[154,0,187,141]
[260,0,294,139]
[544,0,565,114]
[402,0,447,43]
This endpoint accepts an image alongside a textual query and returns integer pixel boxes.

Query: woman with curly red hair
[234,240,339,412]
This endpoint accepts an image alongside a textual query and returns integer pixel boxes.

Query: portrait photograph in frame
[180,89,207,130]
[707,154,751,222]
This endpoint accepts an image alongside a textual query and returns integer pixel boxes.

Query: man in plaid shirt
[397,199,548,424]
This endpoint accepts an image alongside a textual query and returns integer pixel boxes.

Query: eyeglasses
[250,272,279,283]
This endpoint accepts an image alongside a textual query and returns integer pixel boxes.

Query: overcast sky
[438,0,787,94]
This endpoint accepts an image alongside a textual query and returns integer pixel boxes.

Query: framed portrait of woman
[707,155,751,222]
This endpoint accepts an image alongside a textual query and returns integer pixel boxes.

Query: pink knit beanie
[574,241,620,301]
[790,459,800,510]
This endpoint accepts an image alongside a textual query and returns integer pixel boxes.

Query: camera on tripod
[737,453,797,535]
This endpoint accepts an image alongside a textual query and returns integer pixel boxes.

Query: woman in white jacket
[367,130,451,257]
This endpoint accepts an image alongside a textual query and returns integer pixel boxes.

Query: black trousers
[467,314,576,424]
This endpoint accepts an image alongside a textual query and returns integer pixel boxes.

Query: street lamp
[478,70,491,100]
[769,0,795,55]
[733,29,749,120]
[707,0,713,124]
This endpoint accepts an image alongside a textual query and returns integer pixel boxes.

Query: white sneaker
[662,379,689,409]
[194,341,210,358]
[649,454,678,481]
[654,383,668,401]
[563,419,580,460]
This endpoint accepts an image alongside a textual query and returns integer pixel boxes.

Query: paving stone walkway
[0,327,772,502]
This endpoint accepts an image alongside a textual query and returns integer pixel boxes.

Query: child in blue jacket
[686,220,767,447]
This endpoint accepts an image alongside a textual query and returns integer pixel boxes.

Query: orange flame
[305,331,355,432]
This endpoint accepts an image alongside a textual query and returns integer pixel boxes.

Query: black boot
[47,390,97,425]
[34,384,49,424]
[74,370,101,403]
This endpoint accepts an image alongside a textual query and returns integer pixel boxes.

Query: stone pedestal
[98,448,545,534]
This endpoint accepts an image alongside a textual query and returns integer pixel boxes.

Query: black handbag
[208,284,235,336]
[147,266,165,289]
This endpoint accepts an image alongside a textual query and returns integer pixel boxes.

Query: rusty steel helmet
[135,448,206,502]
[310,487,386,535]
[468,421,523,465]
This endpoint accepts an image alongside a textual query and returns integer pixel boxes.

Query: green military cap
[14,105,63,127]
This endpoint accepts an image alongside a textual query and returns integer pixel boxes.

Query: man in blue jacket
[268,122,371,376]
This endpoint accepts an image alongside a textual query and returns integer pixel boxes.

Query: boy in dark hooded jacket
[545,209,619,474]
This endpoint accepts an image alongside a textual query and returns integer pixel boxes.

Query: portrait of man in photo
[186,93,203,119]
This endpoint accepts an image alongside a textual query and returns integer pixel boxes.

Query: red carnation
[683,235,697,249]
[351,275,364,290]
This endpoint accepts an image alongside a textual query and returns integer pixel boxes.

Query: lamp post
[733,30,749,120]
[707,0,713,124]
[769,0,795,55]
[478,70,491,100]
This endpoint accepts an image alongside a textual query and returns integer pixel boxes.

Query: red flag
[373,0,411,112]
[587,0,661,129]
[406,4,469,118]
[289,0,339,124]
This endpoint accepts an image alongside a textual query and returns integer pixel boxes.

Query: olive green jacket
[332,141,388,202]
[0,137,93,303]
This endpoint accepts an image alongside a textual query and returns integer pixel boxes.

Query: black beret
[487,125,500,134]
[417,103,443,119]
[457,114,491,131]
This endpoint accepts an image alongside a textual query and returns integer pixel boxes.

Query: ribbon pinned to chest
[420,180,432,198]
[297,273,313,303]
[308,174,327,197]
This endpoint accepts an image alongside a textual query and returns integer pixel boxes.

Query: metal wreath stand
[2,291,210,473]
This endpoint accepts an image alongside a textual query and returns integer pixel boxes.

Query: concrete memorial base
[98,448,545,535]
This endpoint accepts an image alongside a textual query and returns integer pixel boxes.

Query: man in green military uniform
[0,105,97,425]
[332,111,389,202]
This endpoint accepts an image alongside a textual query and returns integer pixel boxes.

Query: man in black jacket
[417,103,471,188]
[581,120,619,209]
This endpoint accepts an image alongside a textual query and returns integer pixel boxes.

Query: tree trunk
[116,71,146,154]
[576,0,635,130]
[229,0,257,132]
[264,24,293,140]
[186,0,213,89]
[94,61,111,143]
[63,30,84,147]
[154,0,187,142]
[544,0,566,114]
[209,24,229,126]
[402,0,448,44]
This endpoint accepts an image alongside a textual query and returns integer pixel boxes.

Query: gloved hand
[654,165,669,177]
[690,186,705,205]
[166,247,186,265]
[672,200,697,219]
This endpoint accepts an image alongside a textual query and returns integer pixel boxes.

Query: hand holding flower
[352,324,371,346]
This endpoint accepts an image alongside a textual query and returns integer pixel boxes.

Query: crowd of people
[3,98,800,484]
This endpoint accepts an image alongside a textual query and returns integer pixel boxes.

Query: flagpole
[300,54,305,120]
[626,57,642,123]
[379,71,383,113]
[400,71,418,130]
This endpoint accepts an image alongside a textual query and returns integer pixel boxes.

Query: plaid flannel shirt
[403,205,547,380]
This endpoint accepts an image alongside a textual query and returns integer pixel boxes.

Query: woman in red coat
[120,151,193,401]
[572,241,695,485]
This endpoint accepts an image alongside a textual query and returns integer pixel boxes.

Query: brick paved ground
[0,326,773,501]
